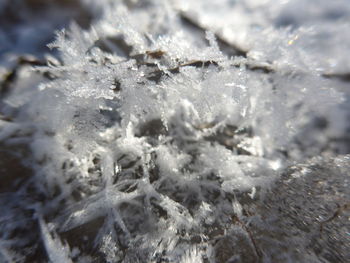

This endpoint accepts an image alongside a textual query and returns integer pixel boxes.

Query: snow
[0,0,349,262]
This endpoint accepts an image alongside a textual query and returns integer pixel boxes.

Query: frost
[0,0,349,262]
[39,217,72,263]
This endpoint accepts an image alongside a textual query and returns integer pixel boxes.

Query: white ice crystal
[0,0,349,262]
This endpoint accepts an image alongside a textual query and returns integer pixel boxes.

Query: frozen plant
[0,0,349,262]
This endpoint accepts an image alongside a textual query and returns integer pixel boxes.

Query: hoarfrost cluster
[0,0,349,262]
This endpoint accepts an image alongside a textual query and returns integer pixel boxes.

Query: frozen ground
[0,0,349,262]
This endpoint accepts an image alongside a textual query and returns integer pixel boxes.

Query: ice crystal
[0,0,349,262]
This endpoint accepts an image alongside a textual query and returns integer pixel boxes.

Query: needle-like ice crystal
[0,0,349,262]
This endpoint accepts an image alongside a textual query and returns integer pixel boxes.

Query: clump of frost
[0,0,349,262]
